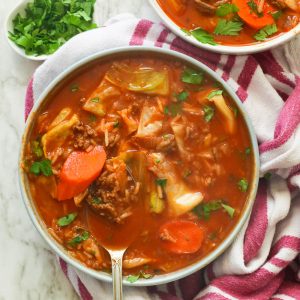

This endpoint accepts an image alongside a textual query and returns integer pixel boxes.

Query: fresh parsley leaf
[9,0,98,56]
[183,169,192,178]
[113,120,120,128]
[194,200,235,219]
[127,274,140,283]
[70,83,79,92]
[89,114,97,122]
[92,197,103,204]
[68,231,90,246]
[271,11,282,21]
[238,179,249,192]
[155,178,167,188]
[254,24,278,41]
[181,68,204,85]
[32,140,43,158]
[207,89,223,99]
[176,91,189,102]
[214,20,243,36]
[245,147,251,156]
[216,3,239,16]
[194,200,223,219]
[127,271,153,283]
[247,0,263,17]
[221,204,235,218]
[57,213,77,227]
[203,105,215,122]
[164,103,182,117]
[30,159,53,176]
[90,97,100,103]
[190,28,217,45]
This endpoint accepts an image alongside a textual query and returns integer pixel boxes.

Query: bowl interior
[19,46,260,286]
[148,0,300,54]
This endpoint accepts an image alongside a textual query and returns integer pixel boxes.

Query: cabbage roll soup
[157,0,300,46]
[23,55,255,280]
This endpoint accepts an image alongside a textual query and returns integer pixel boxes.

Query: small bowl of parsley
[5,0,98,61]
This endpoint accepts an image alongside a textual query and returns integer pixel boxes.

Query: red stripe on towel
[129,20,153,46]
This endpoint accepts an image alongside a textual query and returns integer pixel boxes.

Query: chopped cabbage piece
[83,79,121,116]
[48,107,72,130]
[150,191,165,214]
[149,153,203,216]
[105,63,169,96]
[209,94,236,134]
[136,105,163,137]
[42,114,79,159]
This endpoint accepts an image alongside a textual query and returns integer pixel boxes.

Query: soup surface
[157,0,300,46]
[23,55,254,281]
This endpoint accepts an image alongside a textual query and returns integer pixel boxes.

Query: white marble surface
[0,1,153,299]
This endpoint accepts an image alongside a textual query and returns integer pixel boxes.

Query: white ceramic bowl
[5,0,99,61]
[19,46,260,286]
[148,0,300,54]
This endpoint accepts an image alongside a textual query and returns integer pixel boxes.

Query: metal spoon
[107,249,126,300]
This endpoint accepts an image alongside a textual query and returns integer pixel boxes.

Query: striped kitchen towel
[25,14,300,300]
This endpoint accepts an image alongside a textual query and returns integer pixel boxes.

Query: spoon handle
[110,250,124,300]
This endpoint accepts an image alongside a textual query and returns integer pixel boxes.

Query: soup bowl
[148,0,300,55]
[19,46,260,286]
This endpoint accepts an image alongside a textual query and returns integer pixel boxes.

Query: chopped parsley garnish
[181,68,204,85]
[155,158,161,164]
[90,97,100,103]
[221,204,235,218]
[8,0,98,56]
[68,231,90,246]
[30,159,53,176]
[207,89,223,100]
[113,120,120,128]
[214,20,243,36]
[32,140,43,158]
[190,28,217,45]
[92,197,103,204]
[89,114,97,122]
[238,179,249,192]
[254,24,278,41]
[70,84,79,92]
[271,11,282,21]
[127,271,153,283]
[57,213,77,227]
[176,91,189,102]
[164,103,182,117]
[216,3,239,16]
[245,147,251,156]
[155,178,167,188]
[183,169,192,178]
[247,0,263,17]
[193,200,235,219]
[203,105,215,122]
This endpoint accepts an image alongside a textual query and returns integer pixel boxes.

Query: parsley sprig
[9,0,97,56]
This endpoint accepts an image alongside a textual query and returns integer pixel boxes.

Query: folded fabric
[25,14,300,300]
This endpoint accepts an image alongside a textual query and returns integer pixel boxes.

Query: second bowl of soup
[149,0,300,54]
[19,47,259,286]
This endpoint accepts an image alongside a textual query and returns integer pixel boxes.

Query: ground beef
[130,134,176,152]
[194,0,229,14]
[73,122,97,150]
[86,158,139,224]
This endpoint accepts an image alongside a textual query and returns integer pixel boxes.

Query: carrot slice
[159,220,205,254]
[57,146,106,201]
[233,0,275,29]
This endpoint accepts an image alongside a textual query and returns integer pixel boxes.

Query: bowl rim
[18,46,260,286]
[148,0,300,55]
